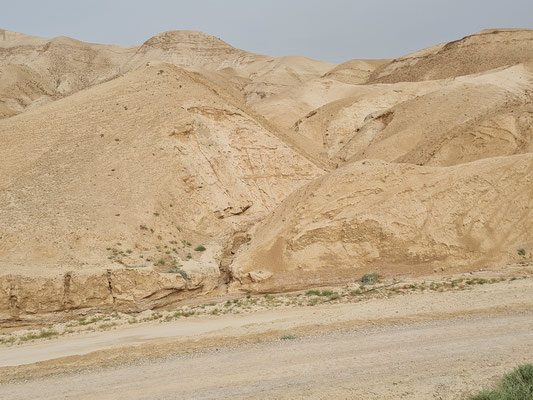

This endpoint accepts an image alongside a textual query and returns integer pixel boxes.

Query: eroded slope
[337,64,533,166]
[231,154,533,292]
[369,29,533,83]
[0,31,136,118]
[0,63,322,322]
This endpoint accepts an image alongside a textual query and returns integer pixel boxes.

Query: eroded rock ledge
[0,266,219,326]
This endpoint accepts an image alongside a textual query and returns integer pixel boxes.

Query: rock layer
[0,265,218,325]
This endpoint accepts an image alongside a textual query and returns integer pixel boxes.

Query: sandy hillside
[0,31,136,119]
[368,28,533,83]
[230,155,533,292]
[336,64,533,166]
[0,27,532,321]
[122,31,334,102]
[322,58,390,84]
[0,62,322,321]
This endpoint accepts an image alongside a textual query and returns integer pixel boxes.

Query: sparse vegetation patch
[361,273,379,285]
[469,364,533,400]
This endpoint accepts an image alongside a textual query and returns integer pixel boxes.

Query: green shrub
[194,245,207,252]
[98,322,117,329]
[20,329,58,342]
[308,298,319,306]
[0,335,16,345]
[361,273,379,285]
[470,364,533,400]
[518,248,526,257]
[280,334,296,340]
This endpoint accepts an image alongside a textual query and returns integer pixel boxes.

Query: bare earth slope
[369,29,533,83]
[289,79,446,162]
[231,155,533,292]
[337,64,533,166]
[323,58,390,84]
[1,28,533,321]
[0,63,322,322]
[0,31,136,118]
[122,30,335,102]
[0,29,333,120]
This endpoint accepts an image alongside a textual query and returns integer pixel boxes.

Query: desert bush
[20,329,58,342]
[361,273,379,285]
[194,245,207,252]
[280,334,296,340]
[0,335,15,345]
[470,364,533,400]
[305,289,335,297]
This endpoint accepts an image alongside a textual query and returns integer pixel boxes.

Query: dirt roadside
[0,277,531,399]
[2,312,532,400]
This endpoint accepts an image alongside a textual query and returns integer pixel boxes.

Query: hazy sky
[2,0,532,63]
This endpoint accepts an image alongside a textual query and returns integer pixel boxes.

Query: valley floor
[0,277,532,399]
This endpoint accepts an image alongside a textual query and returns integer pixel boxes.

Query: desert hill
[0,31,136,118]
[0,27,532,322]
[230,154,533,292]
[0,63,322,320]
[122,30,255,69]
[0,29,333,120]
[0,29,31,41]
[287,79,446,162]
[368,29,533,83]
[334,64,533,166]
[123,30,335,102]
[323,58,390,84]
